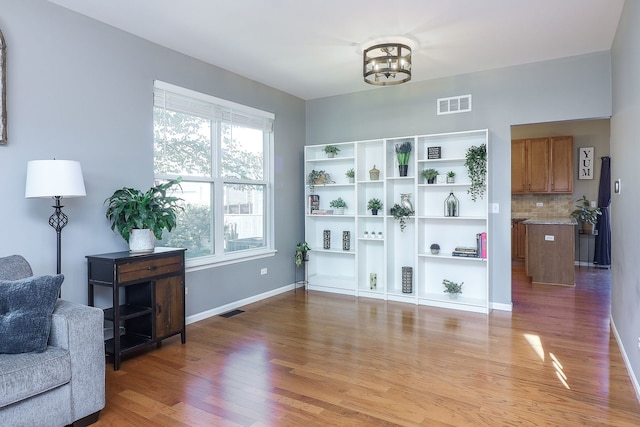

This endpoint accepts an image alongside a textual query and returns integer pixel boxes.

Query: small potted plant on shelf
[295,241,311,267]
[324,145,340,158]
[430,243,440,255]
[395,140,412,177]
[443,279,463,299]
[390,203,414,232]
[345,168,355,183]
[307,170,330,192]
[105,177,184,253]
[330,197,347,215]
[422,168,439,184]
[446,171,456,184]
[367,198,383,215]
[571,195,602,234]
[465,143,487,202]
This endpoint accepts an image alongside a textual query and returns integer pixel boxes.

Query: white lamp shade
[25,160,86,198]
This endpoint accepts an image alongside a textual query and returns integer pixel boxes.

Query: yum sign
[579,147,594,180]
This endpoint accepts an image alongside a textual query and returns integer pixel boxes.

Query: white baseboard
[610,315,640,404]
[491,301,513,312]
[185,282,302,325]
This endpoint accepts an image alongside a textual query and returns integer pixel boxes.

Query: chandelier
[363,42,412,86]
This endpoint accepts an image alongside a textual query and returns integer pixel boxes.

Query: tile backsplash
[511,194,574,219]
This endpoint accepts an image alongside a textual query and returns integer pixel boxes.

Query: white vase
[129,229,155,253]
[334,207,345,215]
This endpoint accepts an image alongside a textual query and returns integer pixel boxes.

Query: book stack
[476,232,487,259]
[452,246,478,258]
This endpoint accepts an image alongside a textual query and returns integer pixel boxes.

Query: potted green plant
[390,203,414,232]
[465,144,487,202]
[324,145,340,158]
[345,168,355,183]
[422,168,438,184]
[295,241,311,267]
[443,279,463,299]
[105,178,183,253]
[367,198,383,215]
[395,141,412,177]
[447,171,456,184]
[430,243,440,255]
[307,170,330,192]
[571,195,602,234]
[330,197,347,215]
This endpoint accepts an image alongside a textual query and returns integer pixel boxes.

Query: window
[153,81,274,267]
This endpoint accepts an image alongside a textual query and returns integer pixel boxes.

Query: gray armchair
[0,255,105,427]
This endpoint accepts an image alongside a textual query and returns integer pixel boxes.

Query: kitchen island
[524,217,577,286]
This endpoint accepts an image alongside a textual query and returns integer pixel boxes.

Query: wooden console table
[87,247,186,370]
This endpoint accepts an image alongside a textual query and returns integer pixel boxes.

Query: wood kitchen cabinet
[512,136,573,194]
[525,220,576,286]
[87,247,186,370]
[511,219,527,260]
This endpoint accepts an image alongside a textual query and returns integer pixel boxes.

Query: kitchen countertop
[523,217,577,226]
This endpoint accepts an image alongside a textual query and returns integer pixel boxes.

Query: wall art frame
[578,146,594,180]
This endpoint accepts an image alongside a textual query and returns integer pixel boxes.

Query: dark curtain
[594,156,611,266]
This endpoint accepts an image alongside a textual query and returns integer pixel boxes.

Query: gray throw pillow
[0,274,64,354]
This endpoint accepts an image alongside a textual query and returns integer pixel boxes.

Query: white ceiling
[49,0,624,100]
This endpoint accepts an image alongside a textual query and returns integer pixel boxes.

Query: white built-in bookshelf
[304,129,489,313]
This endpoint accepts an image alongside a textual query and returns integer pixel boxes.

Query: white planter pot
[129,229,156,253]
[334,207,345,215]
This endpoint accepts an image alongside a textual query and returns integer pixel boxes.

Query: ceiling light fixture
[363,42,412,86]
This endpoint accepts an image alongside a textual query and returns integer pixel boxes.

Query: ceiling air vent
[437,94,472,115]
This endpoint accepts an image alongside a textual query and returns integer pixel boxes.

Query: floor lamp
[25,160,86,275]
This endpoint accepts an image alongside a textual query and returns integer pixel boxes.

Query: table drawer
[117,255,183,283]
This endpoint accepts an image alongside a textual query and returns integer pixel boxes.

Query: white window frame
[154,80,276,271]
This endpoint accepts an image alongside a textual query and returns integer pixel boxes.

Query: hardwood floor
[96,266,640,426]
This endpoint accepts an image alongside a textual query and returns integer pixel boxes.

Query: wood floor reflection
[96,266,640,426]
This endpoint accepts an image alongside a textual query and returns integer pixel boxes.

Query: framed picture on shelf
[307,195,320,214]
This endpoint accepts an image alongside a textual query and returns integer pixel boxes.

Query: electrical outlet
[261,268,268,275]
[491,203,499,213]
[536,202,544,207]
[185,287,188,295]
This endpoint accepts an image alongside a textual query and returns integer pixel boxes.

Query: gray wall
[306,52,612,307]
[0,0,305,315]
[611,0,640,393]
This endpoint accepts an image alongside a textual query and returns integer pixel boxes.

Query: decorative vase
[370,273,377,290]
[448,293,459,300]
[348,177,355,184]
[369,165,380,181]
[447,176,455,184]
[323,230,331,249]
[402,266,413,294]
[327,152,335,158]
[334,207,345,215]
[371,208,378,216]
[431,248,440,255]
[400,193,414,211]
[444,192,459,217]
[129,229,155,253]
[398,164,408,177]
[342,231,350,251]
